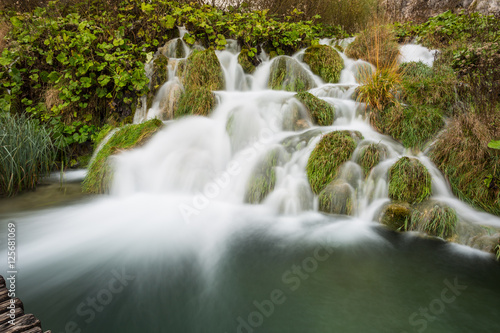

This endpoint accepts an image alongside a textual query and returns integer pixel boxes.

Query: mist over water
[1,37,500,333]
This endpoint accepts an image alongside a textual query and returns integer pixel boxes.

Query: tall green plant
[0,113,59,196]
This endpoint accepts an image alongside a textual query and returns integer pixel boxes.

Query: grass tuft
[0,113,59,197]
[388,157,432,204]
[306,131,357,194]
[409,202,457,239]
[357,143,384,175]
[318,181,355,215]
[182,49,225,91]
[175,88,216,118]
[268,56,315,92]
[295,92,335,126]
[245,148,285,204]
[82,119,163,194]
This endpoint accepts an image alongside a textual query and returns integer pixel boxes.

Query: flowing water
[1,39,500,333]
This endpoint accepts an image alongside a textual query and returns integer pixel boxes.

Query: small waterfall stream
[1,38,499,333]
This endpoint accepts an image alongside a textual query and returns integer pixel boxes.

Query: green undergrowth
[295,92,335,126]
[83,118,163,194]
[306,131,358,194]
[303,45,343,83]
[182,49,225,91]
[388,157,431,204]
[0,113,59,196]
[238,50,258,74]
[372,104,444,149]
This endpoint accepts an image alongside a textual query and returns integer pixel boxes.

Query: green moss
[303,45,344,83]
[152,54,169,94]
[357,143,384,175]
[238,50,257,74]
[410,201,458,239]
[345,25,400,68]
[245,148,285,204]
[295,92,335,126]
[318,181,354,215]
[388,157,432,204]
[306,131,357,194]
[268,56,315,92]
[93,124,114,150]
[183,49,225,91]
[378,202,412,231]
[83,119,163,194]
[175,88,215,118]
[371,104,444,149]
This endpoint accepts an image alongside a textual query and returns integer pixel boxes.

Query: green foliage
[238,49,257,74]
[410,202,457,239]
[295,92,335,126]
[372,104,444,149]
[303,45,343,83]
[357,143,383,175]
[0,113,59,196]
[388,157,432,204]
[175,88,215,118]
[489,140,500,150]
[306,131,357,194]
[82,118,163,194]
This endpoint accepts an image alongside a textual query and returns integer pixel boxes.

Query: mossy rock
[183,49,225,91]
[357,143,388,176]
[318,180,355,215]
[281,129,323,153]
[282,99,309,131]
[157,81,183,120]
[352,60,374,83]
[238,50,260,74]
[303,45,344,84]
[245,148,287,204]
[268,56,316,92]
[409,200,458,240]
[388,157,432,204]
[345,25,400,68]
[295,92,335,126]
[306,131,358,194]
[378,201,412,231]
[83,119,163,194]
[175,87,216,118]
[151,55,169,95]
[371,104,444,149]
[160,39,186,59]
[469,234,500,258]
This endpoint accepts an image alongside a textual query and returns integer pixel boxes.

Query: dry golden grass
[0,20,10,54]
[44,87,63,112]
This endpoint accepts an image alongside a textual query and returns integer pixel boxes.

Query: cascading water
[1,38,500,333]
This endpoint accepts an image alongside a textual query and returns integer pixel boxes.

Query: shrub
[388,157,432,204]
[0,113,58,196]
[295,92,335,126]
[345,25,400,68]
[306,131,358,194]
[303,45,343,83]
[82,118,163,194]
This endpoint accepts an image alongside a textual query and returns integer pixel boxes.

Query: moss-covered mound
[238,50,259,74]
[182,49,225,91]
[409,201,457,239]
[430,111,500,216]
[160,39,185,59]
[82,119,163,194]
[388,157,432,204]
[378,202,412,231]
[345,25,400,68]
[245,148,286,204]
[357,143,387,176]
[318,181,355,215]
[306,131,358,194]
[268,56,316,92]
[303,45,344,83]
[295,92,335,126]
[371,104,444,149]
[175,88,216,118]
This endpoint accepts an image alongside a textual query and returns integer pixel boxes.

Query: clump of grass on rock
[378,202,412,231]
[268,56,316,92]
[83,119,163,194]
[409,201,457,239]
[303,45,343,83]
[388,157,432,204]
[318,180,355,215]
[295,92,335,126]
[357,143,387,176]
[175,88,215,118]
[306,131,359,194]
[245,148,286,204]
